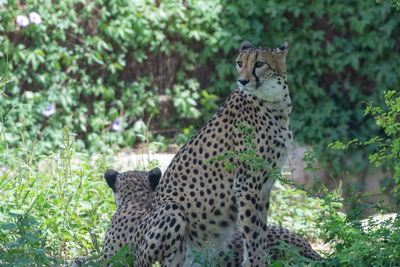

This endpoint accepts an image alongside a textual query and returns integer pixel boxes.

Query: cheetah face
[235,41,289,102]
[104,168,162,209]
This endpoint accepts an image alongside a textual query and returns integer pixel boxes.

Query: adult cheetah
[153,41,293,266]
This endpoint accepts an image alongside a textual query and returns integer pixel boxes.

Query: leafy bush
[269,181,328,241]
[0,0,206,155]
[330,90,400,207]
[288,90,400,265]
[318,212,400,266]
[297,88,400,265]
[0,213,58,266]
[0,129,115,265]
[1,1,399,171]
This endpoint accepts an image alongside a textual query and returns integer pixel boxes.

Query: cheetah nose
[238,79,249,86]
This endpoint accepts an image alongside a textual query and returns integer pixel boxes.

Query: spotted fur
[100,169,320,266]
[101,41,300,266]
[100,168,188,266]
[154,41,293,266]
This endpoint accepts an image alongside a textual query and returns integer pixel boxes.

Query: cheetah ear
[277,41,289,53]
[105,169,119,191]
[239,41,252,51]
[148,167,162,191]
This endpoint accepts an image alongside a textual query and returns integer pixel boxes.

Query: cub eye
[236,61,242,68]
[255,61,265,68]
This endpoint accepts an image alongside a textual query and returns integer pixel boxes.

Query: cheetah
[153,41,293,266]
[100,168,188,266]
[100,168,320,266]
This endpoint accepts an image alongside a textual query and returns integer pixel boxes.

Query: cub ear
[148,167,162,191]
[277,41,289,53]
[104,169,119,191]
[239,41,252,51]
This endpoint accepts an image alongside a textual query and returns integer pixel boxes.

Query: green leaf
[0,222,16,230]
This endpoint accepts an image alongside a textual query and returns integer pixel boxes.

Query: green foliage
[167,79,202,120]
[102,244,135,266]
[0,129,115,265]
[378,0,400,10]
[269,181,329,241]
[319,212,400,266]
[330,90,400,203]
[263,241,318,267]
[175,124,197,146]
[1,1,399,169]
[0,213,57,266]
[188,242,232,267]
[316,90,400,265]
[365,90,400,183]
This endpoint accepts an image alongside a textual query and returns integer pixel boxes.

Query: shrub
[0,129,115,265]
[318,211,400,266]
[1,1,399,171]
[330,90,400,207]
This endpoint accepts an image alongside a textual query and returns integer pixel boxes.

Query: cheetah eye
[255,61,265,68]
[236,61,242,68]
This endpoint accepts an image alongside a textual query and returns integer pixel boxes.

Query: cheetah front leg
[235,167,269,267]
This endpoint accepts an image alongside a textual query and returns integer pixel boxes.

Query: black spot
[219,220,228,227]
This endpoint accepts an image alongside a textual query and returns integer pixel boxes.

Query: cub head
[235,41,289,102]
[104,167,162,208]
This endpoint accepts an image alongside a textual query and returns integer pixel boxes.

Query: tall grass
[0,127,116,265]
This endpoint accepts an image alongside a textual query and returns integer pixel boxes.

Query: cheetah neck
[241,77,292,114]
[116,190,154,210]
[240,90,292,117]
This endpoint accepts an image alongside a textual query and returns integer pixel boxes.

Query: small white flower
[25,91,34,99]
[111,118,123,131]
[42,103,55,117]
[16,15,29,27]
[29,12,42,25]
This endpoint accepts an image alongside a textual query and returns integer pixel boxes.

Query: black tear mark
[253,51,260,88]
[265,62,273,69]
